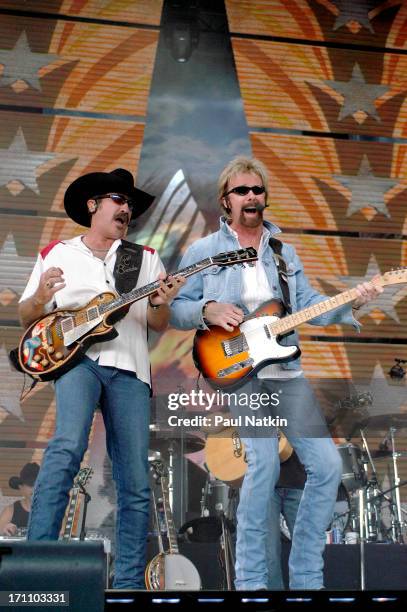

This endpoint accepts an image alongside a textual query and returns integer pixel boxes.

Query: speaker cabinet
[0,541,105,611]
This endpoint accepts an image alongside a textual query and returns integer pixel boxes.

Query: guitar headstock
[150,459,169,482]
[74,466,93,488]
[211,247,257,267]
[381,268,407,286]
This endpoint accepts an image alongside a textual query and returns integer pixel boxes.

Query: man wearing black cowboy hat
[18,168,185,589]
[0,462,40,536]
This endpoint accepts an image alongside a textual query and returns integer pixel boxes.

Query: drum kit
[331,416,407,547]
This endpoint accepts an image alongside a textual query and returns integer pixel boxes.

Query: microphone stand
[389,427,404,542]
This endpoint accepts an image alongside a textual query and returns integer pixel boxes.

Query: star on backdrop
[335,255,405,323]
[354,363,407,419]
[0,344,24,421]
[325,63,389,122]
[0,31,59,91]
[0,233,37,302]
[333,156,398,218]
[0,128,56,194]
[332,0,377,32]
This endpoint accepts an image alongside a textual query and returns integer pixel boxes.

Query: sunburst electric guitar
[145,460,201,590]
[193,268,407,389]
[17,248,257,382]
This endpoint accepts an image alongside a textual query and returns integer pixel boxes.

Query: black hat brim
[64,171,155,228]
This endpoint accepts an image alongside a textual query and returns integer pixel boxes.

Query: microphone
[254,202,269,212]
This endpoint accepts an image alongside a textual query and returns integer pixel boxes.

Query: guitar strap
[113,240,144,294]
[268,237,292,314]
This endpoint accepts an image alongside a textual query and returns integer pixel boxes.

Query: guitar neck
[100,257,214,318]
[160,476,179,554]
[271,286,361,335]
[62,487,79,539]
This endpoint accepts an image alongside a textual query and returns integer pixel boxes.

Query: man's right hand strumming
[203,301,244,331]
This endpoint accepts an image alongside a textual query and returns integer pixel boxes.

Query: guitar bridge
[217,358,253,377]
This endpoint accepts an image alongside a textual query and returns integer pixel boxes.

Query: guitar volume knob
[40,359,49,367]
[55,352,63,360]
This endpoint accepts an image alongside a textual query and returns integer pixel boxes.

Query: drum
[203,479,230,516]
[337,443,366,491]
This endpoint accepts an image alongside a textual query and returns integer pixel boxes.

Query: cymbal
[179,516,235,543]
[365,413,407,431]
[149,434,205,454]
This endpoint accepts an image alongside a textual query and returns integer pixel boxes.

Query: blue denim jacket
[170,217,358,371]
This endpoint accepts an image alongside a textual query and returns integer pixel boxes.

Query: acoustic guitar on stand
[145,459,201,590]
[204,426,292,487]
[193,269,407,389]
[16,248,257,382]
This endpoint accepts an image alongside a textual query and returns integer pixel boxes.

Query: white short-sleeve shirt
[20,236,165,387]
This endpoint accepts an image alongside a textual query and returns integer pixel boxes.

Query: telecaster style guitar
[145,460,201,590]
[17,248,257,382]
[193,268,407,389]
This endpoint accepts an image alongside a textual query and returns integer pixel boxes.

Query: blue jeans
[232,377,342,590]
[267,488,303,590]
[27,356,151,589]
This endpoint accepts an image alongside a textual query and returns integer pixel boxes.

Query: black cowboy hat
[9,462,40,490]
[64,168,155,227]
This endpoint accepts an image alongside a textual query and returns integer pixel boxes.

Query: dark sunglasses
[95,193,135,210]
[224,185,266,197]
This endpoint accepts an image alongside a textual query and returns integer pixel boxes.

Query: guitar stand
[78,484,92,541]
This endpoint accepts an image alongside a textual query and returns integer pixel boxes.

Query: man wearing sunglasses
[18,168,185,589]
[170,156,381,590]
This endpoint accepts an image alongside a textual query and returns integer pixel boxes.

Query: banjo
[145,459,201,590]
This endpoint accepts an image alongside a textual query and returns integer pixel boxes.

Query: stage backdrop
[0,0,406,545]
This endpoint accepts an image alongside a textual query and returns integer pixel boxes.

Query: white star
[0,128,55,194]
[325,64,389,122]
[354,363,407,421]
[333,156,398,218]
[0,233,37,299]
[0,31,59,91]
[336,255,405,322]
[0,344,24,421]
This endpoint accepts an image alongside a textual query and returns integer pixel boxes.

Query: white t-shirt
[227,225,302,380]
[20,236,165,386]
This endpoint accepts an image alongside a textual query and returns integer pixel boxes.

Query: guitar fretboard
[160,476,179,554]
[62,487,79,539]
[270,287,359,335]
[99,259,213,316]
